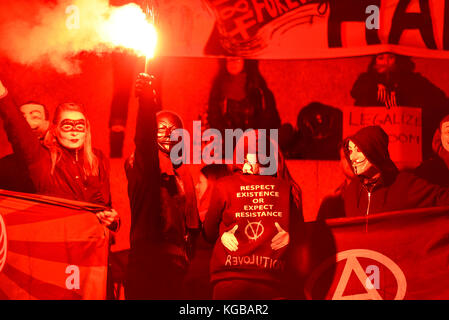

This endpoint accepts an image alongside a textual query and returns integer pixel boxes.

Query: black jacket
[351,70,449,159]
[125,86,200,264]
[0,153,35,193]
[342,126,449,217]
[415,157,449,188]
[343,171,449,217]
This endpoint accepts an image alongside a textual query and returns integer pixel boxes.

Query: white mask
[56,111,86,150]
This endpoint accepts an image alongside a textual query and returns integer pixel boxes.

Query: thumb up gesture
[271,222,289,251]
[221,224,239,252]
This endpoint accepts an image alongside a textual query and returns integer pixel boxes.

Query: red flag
[0,190,109,300]
[293,206,449,300]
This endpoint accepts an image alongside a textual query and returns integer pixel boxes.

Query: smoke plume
[0,0,152,75]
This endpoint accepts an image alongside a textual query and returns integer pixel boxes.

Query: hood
[344,125,398,184]
[432,114,449,166]
[231,129,302,210]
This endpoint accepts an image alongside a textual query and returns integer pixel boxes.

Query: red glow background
[1,0,449,252]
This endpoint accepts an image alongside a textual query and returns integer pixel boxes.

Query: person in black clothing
[182,164,232,299]
[203,131,303,300]
[207,57,281,134]
[125,73,201,300]
[415,114,449,187]
[0,101,49,193]
[294,102,343,160]
[350,52,449,160]
[325,125,449,220]
[0,80,119,229]
[317,144,356,220]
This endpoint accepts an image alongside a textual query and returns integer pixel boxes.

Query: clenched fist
[135,73,157,103]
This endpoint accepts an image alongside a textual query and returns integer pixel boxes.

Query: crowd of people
[0,52,449,300]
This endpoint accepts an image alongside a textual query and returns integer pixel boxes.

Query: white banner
[155,0,449,59]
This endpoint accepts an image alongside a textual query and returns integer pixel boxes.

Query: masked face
[20,103,49,138]
[242,153,260,175]
[347,140,374,176]
[56,111,86,150]
[374,53,396,74]
[156,111,182,154]
[441,122,449,153]
[226,57,244,75]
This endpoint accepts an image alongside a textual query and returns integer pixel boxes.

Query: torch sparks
[102,4,158,59]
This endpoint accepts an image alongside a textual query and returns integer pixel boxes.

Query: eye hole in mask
[59,119,86,133]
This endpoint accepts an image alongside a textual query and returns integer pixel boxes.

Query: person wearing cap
[339,125,449,218]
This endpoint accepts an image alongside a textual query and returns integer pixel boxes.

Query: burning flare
[102,4,158,59]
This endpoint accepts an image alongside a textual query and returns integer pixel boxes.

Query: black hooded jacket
[342,126,449,217]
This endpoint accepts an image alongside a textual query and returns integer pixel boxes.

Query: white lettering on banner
[234,184,282,219]
[240,184,276,191]
[236,191,280,198]
[304,249,407,300]
[244,204,274,210]
[235,211,282,218]
[224,254,285,270]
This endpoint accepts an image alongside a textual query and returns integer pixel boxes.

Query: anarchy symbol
[245,220,264,241]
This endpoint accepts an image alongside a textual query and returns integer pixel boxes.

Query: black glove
[135,73,158,104]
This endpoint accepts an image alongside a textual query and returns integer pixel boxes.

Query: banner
[298,206,449,299]
[0,190,109,300]
[343,106,422,166]
[157,0,449,59]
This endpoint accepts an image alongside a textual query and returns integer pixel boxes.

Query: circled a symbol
[305,249,407,300]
